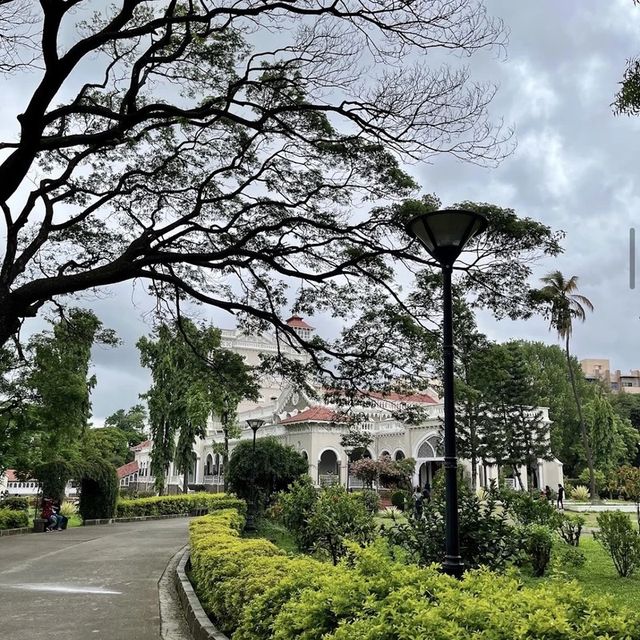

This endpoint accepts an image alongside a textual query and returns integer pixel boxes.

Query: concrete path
[0,519,191,640]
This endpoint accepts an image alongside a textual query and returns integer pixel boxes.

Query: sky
[7,0,640,425]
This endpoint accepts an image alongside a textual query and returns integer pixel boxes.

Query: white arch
[414,431,444,459]
[379,450,391,459]
[319,446,342,464]
[393,449,406,461]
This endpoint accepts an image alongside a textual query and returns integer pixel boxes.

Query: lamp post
[245,418,265,530]
[406,209,488,578]
[343,444,355,492]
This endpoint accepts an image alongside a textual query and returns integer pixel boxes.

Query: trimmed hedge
[0,496,29,512]
[0,508,29,530]
[190,510,640,640]
[115,492,245,518]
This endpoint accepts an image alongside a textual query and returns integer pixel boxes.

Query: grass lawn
[523,535,640,608]
[244,519,299,554]
[564,509,637,529]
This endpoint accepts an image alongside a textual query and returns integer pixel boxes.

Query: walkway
[0,519,191,640]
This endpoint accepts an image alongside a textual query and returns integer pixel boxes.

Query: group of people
[412,484,431,517]
[541,484,565,510]
[40,498,68,532]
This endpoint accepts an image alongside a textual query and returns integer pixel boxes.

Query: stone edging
[85,512,198,526]
[174,548,229,640]
[0,526,31,537]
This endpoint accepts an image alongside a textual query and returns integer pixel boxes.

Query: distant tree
[536,272,595,499]
[80,427,130,469]
[617,466,640,528]
[104,405,148,448]
[340,427,374,463]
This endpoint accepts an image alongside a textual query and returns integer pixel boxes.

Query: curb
[174,548,229,640]
[84,513,197,526]
[0,526,31,537]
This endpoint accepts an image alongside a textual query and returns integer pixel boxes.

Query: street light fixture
[406,209,488,578]
[245,418,265,531]
[343,444,355,492]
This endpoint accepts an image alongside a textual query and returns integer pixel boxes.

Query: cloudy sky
[9,0,640,425]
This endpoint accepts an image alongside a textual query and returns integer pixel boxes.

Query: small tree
[595,511,640,578]
[350,458,379,488]
[228,438,307,510]
[617,466,640,528]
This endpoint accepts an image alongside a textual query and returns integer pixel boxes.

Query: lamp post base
[442,556,464,579]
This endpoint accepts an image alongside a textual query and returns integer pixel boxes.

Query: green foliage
[104,404,148,447]
[553,544,586,571]
[339,428,373,462]
[391,490,408,511]
[0,496,29,511]
[307,485,375,565]
[115,492,245,518]
[0,508,29,530]
[228,437,307,509]
[385,484,520,571]
[276,476,318,552]
[558,513,585,547]
[352,489,380,515]
[595,511,640,577]
[571,485,591,501]
[522,524,553,577]
[77,459,118,520]
[349,457,378,487]
[80,427,130,468]
[499,486,563,529]
[189,510,640,640]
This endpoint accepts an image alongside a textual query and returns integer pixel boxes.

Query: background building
[581,358,640,393]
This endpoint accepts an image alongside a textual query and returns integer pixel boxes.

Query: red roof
[280,406,342,424]
[286,315,314,330]
[4,469,18,482]
[131,439,152,452]
[367,391,437,404]
[116,461,139,479]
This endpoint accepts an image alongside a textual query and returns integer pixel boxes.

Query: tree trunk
[565,336,596,502]
[223,426,229,492]
[514,465,525,490]
[183,470,188,494]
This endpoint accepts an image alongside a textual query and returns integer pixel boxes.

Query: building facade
[581,358,640,393]
[132,317,563,494]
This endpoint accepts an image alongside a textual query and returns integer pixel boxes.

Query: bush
[552,544,586,572]
[59,501,78,518]
[115,493,245,518]
[499,486,562,528]
[189,510,640,640]
[385,485,520,571]
[353,489,380,515]
[0,496,29,511]
[558,513,584,546]
[522,524,553,577]
[0,508,29,530]
[277,476,318,552]
[228,437,307,510]
[391,490,408,511]
[595,511,640,577]
[570,485,590,501]
[578,468,605,495]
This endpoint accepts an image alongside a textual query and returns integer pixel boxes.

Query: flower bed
[189,509,640,640]
[115,493,245,518]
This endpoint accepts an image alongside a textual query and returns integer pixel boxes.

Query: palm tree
[538,271,595,499]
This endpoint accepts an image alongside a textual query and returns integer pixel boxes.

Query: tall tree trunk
[565,335,596,501]
[514,465,525,490]
[183,470,188,494]
[223,426,230,492]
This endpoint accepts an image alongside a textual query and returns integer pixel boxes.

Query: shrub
[307,485,375,564]
[552,544,586,572]
[385,486,520,571]
[58,501,78,518]
[277,476,318,552]
[558,513,584,546]
[115,492,245,518]
[522,524,553,577]
[0,508,29,530]
[570,485,590,501]
[189,509,640,640]
[578,468,605,495]
[499,486,562,528]
[595,511,640,577]
[391,490,408,511]
[228,437,307,510]
[349,458,379,487]
[353,489,380,515]
[0,496,29,511]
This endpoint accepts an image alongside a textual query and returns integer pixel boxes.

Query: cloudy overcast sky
[11,0,640,425]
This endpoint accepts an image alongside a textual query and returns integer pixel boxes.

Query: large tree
[104,404,148,448]
[0,1,510,350]
[535,271,595,499]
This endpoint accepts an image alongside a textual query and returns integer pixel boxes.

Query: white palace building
[129,316,563,493]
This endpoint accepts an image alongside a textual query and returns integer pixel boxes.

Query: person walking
[544,485,552,502]
[412,486,423,519]
[557,483,565,510]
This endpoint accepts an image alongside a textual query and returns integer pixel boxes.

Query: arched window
[395,450,405,461]
[380,450,391,459]
[205,454,213,476]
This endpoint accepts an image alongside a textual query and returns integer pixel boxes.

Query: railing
[318,473,341,487]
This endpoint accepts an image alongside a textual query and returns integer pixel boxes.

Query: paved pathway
[0,519,191,640]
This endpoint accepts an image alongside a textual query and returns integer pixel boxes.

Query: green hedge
[189,510,640,640]
[0,508,29,530]
[115,493,245,518]
[0,496,29,512]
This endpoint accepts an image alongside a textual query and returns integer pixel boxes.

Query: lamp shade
[246,418,265,432]
[406,209,488,266]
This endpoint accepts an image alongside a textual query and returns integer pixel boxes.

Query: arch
[379,450,391,459]
[300,450,309,461]
[415,433,444,459]
[205,454,213,476]
[187,452,198,484]
[318,448,340,484]
[394,450,406,461]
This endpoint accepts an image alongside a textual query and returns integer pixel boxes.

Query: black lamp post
[406,209,488,578]
[245,418,265,530]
